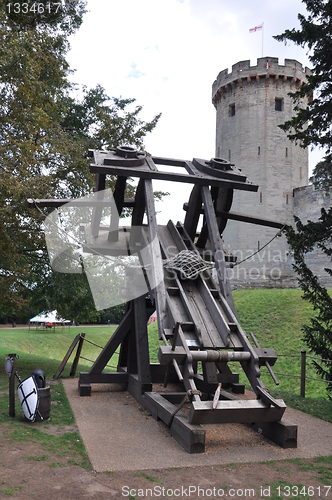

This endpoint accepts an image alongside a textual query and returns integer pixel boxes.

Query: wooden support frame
[31,147,298,453]
[78,297,152,396]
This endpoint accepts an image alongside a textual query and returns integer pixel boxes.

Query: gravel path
[63,378,332,472]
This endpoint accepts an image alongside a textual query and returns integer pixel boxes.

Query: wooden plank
[200,185,235,314]
[157,224,178,256]
[160,222,230,349]
[188,399,286,425]
[166,220,187,251]
[144,177,167,336]
[90,163,259,192]
[134,296,152,386]
[181,282,220,349]
[196,278,230,347]
[174,224,245,351]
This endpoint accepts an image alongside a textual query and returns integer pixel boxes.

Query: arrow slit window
[229,103,235,117]
[275,98,284,111]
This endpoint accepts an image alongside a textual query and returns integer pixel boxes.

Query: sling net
[163,250,211,280]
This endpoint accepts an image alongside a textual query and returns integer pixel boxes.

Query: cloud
[127,63,146,79]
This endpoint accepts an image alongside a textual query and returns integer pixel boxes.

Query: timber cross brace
[30,145,297,452]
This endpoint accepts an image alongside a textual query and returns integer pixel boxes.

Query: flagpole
[262,22,264,57]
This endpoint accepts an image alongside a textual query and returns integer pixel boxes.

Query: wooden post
[70,333,85,377]
[300,350,306,398]
[7,354,17,417]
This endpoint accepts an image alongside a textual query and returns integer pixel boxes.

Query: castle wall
[293,185,332,287]
[212,57,315,289]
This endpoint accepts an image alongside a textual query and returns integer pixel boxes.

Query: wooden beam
[91,173,106,237]
[144,176,167,336]
[200,186,236,314]
[134,296,152,386]
[88,306,133,375]
[250,419,298,448]
[188,399,286,425]
[108,176,127,242]
[90,163,259,192]
[183,203,286,229]
[143,391,206,453]
[27,198,136,208]
[131,179,146,227]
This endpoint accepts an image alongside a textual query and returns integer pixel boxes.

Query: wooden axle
[158,346,251,364]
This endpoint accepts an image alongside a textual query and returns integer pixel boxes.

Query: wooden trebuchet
[29,146,297,452]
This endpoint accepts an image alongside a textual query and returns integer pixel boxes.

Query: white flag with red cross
[249,24,263,33]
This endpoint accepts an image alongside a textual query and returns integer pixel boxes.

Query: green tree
[0,0,161,322]
[0,0,87,314]
[275,0,332,396]
[274,0,332,189]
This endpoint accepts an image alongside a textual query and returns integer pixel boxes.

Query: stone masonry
[212,57,332,288]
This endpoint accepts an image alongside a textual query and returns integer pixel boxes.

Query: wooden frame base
[78,366,298,452]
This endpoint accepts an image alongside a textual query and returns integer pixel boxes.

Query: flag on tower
[249,24,263,33]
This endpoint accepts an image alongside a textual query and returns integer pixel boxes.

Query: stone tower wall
[293,185,332,287]
[213,57,310,288]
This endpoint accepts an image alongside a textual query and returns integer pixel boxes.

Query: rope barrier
[231,226,285,268]
[81,336,119,355]
[261,369,332,385]
[80,355,117,370]
[277,353,332,364]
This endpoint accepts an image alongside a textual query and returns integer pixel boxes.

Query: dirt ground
[1,429,331,500]
[1,409,332,500]
[1,379,331,499]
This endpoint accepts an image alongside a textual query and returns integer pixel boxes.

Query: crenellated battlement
[212,57,310,105]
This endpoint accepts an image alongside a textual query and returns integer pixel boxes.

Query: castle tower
[212,57,310,287]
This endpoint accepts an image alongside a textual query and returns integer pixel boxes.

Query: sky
[67,0,318,224]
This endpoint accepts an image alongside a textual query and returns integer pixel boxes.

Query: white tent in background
[29,310,70,330]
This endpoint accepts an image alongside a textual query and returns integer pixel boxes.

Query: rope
[168,389,202,427]
[163,250,212,280]
[231,226,285,268]
[79,356,117,370]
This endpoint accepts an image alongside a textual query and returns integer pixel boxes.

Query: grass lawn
[0,289,331,422]
[0,289,331,498]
